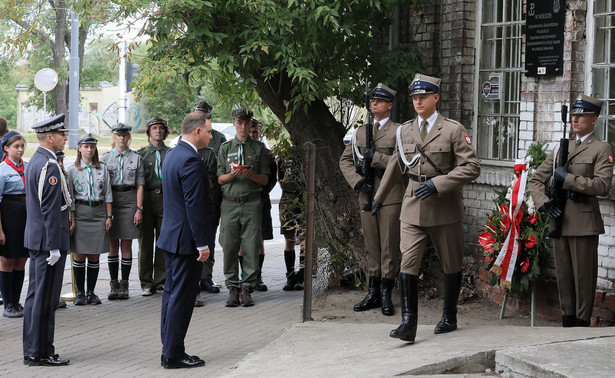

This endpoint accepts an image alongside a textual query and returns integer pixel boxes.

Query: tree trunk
[252,71,366,269]
[52,1,68,115]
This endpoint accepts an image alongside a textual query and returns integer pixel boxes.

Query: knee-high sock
[0,271,12,308]
[13,269,25,305]
[284,250,295,272]
[108,256,119,281]
[121,257,132,281]
[73,260,86,294]
[259,254,265,272]
[87,261,100,293]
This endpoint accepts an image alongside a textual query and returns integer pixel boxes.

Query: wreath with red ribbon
[479,143,553,295]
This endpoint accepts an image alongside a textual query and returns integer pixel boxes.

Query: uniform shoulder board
[220,140,232,147]
[401,118,415,126]
[136,146,146,153]
[443,117,464,127]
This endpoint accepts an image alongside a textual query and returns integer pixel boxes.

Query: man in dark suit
[157,111,213,369]
[23,114,71,366]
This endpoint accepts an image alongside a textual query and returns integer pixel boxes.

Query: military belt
[3,194,26,202]
[407,173,435,182]
[75,199,105,206]
[567,191,594,202]
[145,187,162,194]
[112,185,136,192]
[223,192,260,203]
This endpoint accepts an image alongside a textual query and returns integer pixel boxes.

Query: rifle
[547,105,569,239]
[361,85,375,212]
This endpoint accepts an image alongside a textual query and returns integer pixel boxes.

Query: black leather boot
[434,272,462,334]
[283,271,297,291]
[380,278,395,316]
[562,315,576,327]
[575,318,591,327]
[353,276,381,311]
[390,273,418,343]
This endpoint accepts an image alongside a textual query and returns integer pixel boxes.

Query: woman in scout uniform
[67,134,113,305]
[0,131,28,318]
[100,124,144,300]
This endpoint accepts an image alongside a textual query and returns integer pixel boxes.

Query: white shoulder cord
[396,125,421,175]
[351,127,363,166]
[38,158,72,211]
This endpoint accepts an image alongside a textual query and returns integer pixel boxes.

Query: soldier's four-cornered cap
[31,114,68,133]
[572,95,603,116]
[194,100,213,113]
[232,108,254,120]
[112,123,132,134]
[146,116,168,128]
[78,133,98,145]
[370,83,396,102]
[0,131,21,152]
[55,150,65,159]
[409,74,441,96]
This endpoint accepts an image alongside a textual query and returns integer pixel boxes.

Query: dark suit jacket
[157,140,213,254]
[24,146,70,251]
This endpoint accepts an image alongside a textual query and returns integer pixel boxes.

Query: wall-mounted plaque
[525,0,565,77]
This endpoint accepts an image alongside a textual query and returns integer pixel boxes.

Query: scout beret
[251,118,262,127]
[232,108,254,120]
[409,74,441,96]
[0,131,21,152]
[370,83,396,102]
[78,133,98,145]
[572,95,603,116]
[31,114,68,134]
[194,100,213,113]
[112,123,132,134]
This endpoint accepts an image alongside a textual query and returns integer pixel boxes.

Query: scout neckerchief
[84,163,95,207]
[154,147,162,180]
[111,149,124,184]
[4,156,25,189]
[237,141,245,165]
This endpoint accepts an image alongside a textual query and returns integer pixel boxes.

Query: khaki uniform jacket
[374,114,480,227]
[339,119,405,206]
[528,134,613,236]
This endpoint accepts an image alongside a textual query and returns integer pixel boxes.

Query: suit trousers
[23,250,66,358]
[359,203,401,279]
[220,199,261,288]
[139,190,166,290]
[554,235,599,322]
[160,251,202,358]
[399,222,464,275]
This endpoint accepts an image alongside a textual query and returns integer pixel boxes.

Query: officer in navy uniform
[23,114,71,366]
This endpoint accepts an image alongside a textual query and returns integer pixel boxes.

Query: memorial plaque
[525,0,565,77]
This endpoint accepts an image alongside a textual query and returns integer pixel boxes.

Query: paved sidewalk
[0,238,304,377]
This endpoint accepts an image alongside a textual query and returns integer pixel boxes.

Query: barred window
[476,0,524,161]
[592,0,615,152]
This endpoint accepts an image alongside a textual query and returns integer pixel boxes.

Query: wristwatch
[106,215,114,220]
[136,206,144,211]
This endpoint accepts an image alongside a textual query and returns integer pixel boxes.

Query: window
[592,0,615,152]
[476,0,524,160]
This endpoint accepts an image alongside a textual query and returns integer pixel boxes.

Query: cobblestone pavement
[0,238,304,377]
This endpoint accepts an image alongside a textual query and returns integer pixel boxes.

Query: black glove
[371,201,382,216]
[553,165,568,184]
[414,179,437,200]
[362,147,374,161]
[539,199,563,218]
[354,178,373,194]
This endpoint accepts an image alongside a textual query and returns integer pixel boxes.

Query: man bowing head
[157,111,213,369]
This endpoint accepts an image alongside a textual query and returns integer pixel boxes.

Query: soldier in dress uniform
[528,95,613,327]
[23,114,71,366]
[373,74,480,343]
[218,108,270,307]
[67,134,113,306]
[137,116,171,296]
[195,101,226,294]
[339,83,404,316]
[100,124,144,300]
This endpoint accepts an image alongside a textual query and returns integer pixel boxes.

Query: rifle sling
[415,142,444,175]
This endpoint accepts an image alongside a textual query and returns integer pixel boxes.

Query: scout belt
[112,185,136,192]
[223,192,260,203]
[3,194,26,202]
[75,199,105,206]
[145,187,162,194]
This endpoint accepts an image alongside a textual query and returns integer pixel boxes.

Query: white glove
[47,249,61,266]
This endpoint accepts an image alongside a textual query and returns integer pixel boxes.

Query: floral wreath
[479,143,552,296]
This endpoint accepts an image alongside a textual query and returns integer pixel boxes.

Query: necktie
[420,120,428,141]
[116,153,124,184]
[576,139,581,147]
[374,121,380,129]
[238,142,245,165]
[85,164,95,206]
[154,149,162,180]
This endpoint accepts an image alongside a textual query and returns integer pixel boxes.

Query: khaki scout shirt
[217,137,270,197]
[66,162,113,210]
[528,134,613,236]
[339,119,405,206]
[100,147,145,187]
[374,114,480,227]
[137,143,170,190]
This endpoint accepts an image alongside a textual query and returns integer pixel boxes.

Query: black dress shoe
[24,355,69,366]
[162,355,205,369]
[200,279,220,293]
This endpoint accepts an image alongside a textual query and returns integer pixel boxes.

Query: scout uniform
[217,110,270,299]
[374,74,480,342]
[137,117,171,295]
[339,83,404,316]
[67,134,112,305]
[100,123,145,299]
[23,114,71,366]
[528,95,613,327]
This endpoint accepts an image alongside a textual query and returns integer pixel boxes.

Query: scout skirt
[109,190,140,239]
[0,196,28,258]
[72,202,109,254]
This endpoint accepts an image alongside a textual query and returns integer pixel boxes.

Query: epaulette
[443,117,464,127]
[136,146,147,153]
[401,118,415,126]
